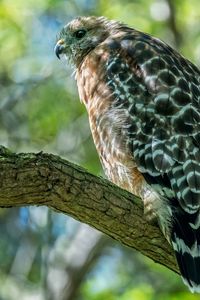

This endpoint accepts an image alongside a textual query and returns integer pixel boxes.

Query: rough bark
[0,146,178,275]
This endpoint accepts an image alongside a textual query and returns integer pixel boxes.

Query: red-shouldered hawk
[55,16,200,292]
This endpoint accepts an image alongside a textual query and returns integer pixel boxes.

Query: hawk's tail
[171,210,200,293]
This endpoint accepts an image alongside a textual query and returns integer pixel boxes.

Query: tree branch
[0,146,178,274]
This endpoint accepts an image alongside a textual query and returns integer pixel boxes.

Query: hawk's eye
[74,29,87,39]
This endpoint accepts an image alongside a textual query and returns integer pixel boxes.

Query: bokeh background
[0,0,200,299]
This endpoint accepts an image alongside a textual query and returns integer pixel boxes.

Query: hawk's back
[56,16,200,293]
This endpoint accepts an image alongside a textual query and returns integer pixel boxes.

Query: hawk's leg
[142,190,159,225]
[141,186,171,242]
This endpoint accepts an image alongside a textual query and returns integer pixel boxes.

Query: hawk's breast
[76,48,146,197]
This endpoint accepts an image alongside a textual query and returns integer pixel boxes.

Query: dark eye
[74,29,87,39]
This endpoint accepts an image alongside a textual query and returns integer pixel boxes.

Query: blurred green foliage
[0,0,200,299]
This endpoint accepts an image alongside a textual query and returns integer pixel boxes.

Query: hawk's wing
[104,31,200,214]
[104,31,200,291]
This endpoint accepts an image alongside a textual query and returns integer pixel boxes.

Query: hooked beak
[54,39,65,59]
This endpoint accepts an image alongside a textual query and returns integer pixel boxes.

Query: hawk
[55,16,200,292]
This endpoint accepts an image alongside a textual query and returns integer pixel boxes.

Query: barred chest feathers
[55,15,200,293]
[76,53,144,196]
[75,55,172,240]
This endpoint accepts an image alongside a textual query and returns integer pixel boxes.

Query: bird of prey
[55,16,200,293]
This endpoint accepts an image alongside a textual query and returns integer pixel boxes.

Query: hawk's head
[54,16,119,66]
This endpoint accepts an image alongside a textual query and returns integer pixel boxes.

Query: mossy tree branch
[0,146,178,274]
